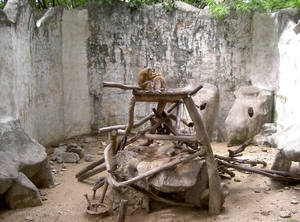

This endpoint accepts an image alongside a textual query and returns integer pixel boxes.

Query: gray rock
[57,152,80,163]
[137,157,203,193]
[68,146,84,159]
[191,83,219,141]
[0,120,54,209]
[51,145,67,161]
[271,124,300,172]
[252,123,277,147]
[84,154,93,162]
[226,86,273,146]
[84,137,97,143]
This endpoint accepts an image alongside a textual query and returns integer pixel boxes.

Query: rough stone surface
[0,0,300,146]
[111,144,228,211]
[0,120,54,209]
[271,124,300,172]
[225,86,274,146]
[184,83,219,141]
[252,123,277,147]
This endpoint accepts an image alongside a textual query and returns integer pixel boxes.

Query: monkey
[137,67,159,90]
[152,73,167,91]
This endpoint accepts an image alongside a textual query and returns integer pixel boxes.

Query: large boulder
[192,83,219,141]
[271,124,300,172]
[106,144,228,213]
[225,86,273,146]
[0,120,54,209]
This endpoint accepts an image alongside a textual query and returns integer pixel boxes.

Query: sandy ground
[1,135,300,222]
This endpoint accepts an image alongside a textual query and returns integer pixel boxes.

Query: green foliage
[205,0,300,18]
[0,0,299,16]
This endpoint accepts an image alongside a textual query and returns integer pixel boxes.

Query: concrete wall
[0,0,299,146]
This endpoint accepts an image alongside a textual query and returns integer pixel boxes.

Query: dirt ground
[1,135,300,222]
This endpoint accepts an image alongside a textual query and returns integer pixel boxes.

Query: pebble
[217,215,230,220]
[233,178,241,182]
[291,200,298,204]
[85,154,93,162]
[85,137,97,143]
[25,214,35,221]
[280,210,291,218]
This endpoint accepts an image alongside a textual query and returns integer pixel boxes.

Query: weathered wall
[0,0,299,146]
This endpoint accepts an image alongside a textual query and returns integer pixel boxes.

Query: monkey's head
[146,67,153,74]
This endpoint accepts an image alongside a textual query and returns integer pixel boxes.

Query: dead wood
[99,178,109,204]
[104,142,206,189]
[217,159,300,182]
[117,200,128,222]
[77,165,106,182]
[215,154,267,167]
[184,96,221,215]
[92,177,106,200]
[75,157,105,178]
[188,84,203,96]
[108,170,195,208]
[228,139,253,157]
[99,102,179,134]
[84,194,93,211]
[102,82,141,90]
[218,165,235,178]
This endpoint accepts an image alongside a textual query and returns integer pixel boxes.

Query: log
[215,154,267,167]
[84,194,93,211]
[217,159,300,182]
[117,200,128,222]
[99,102,179,133]
[77,165,106,182]
[75,158,105,179]
[92,176,106,199]
[99,178,109,203]
[228,139,253,157]
[102,82,141,90]
[184,96,221,215]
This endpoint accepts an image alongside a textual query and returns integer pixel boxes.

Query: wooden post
[124,96,136,135]
[117,199,128,222]
[183,96,221,215]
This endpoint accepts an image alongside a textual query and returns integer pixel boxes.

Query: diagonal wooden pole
[183,96,221,215]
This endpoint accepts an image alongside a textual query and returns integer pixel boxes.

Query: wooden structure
[99,82,222,215]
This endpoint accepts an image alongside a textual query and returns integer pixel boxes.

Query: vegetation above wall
[1,0,299,18]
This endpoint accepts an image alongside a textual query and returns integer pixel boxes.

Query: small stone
[62,162,66,169]
[101,141,107,147]
[41,196,48,201]
[85,154,93,162]
[52,169,57,174]
[265,187,271,191]
[280,210,291,218]
[25,214,35,221]
[253,189,260,193]
[291,200,298,204]
[234,178,241,182]
[284,186,290,190]
[217,215,229,220]
[97,151,103,155]
[85,137,97,143]
[39,190,47,196]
